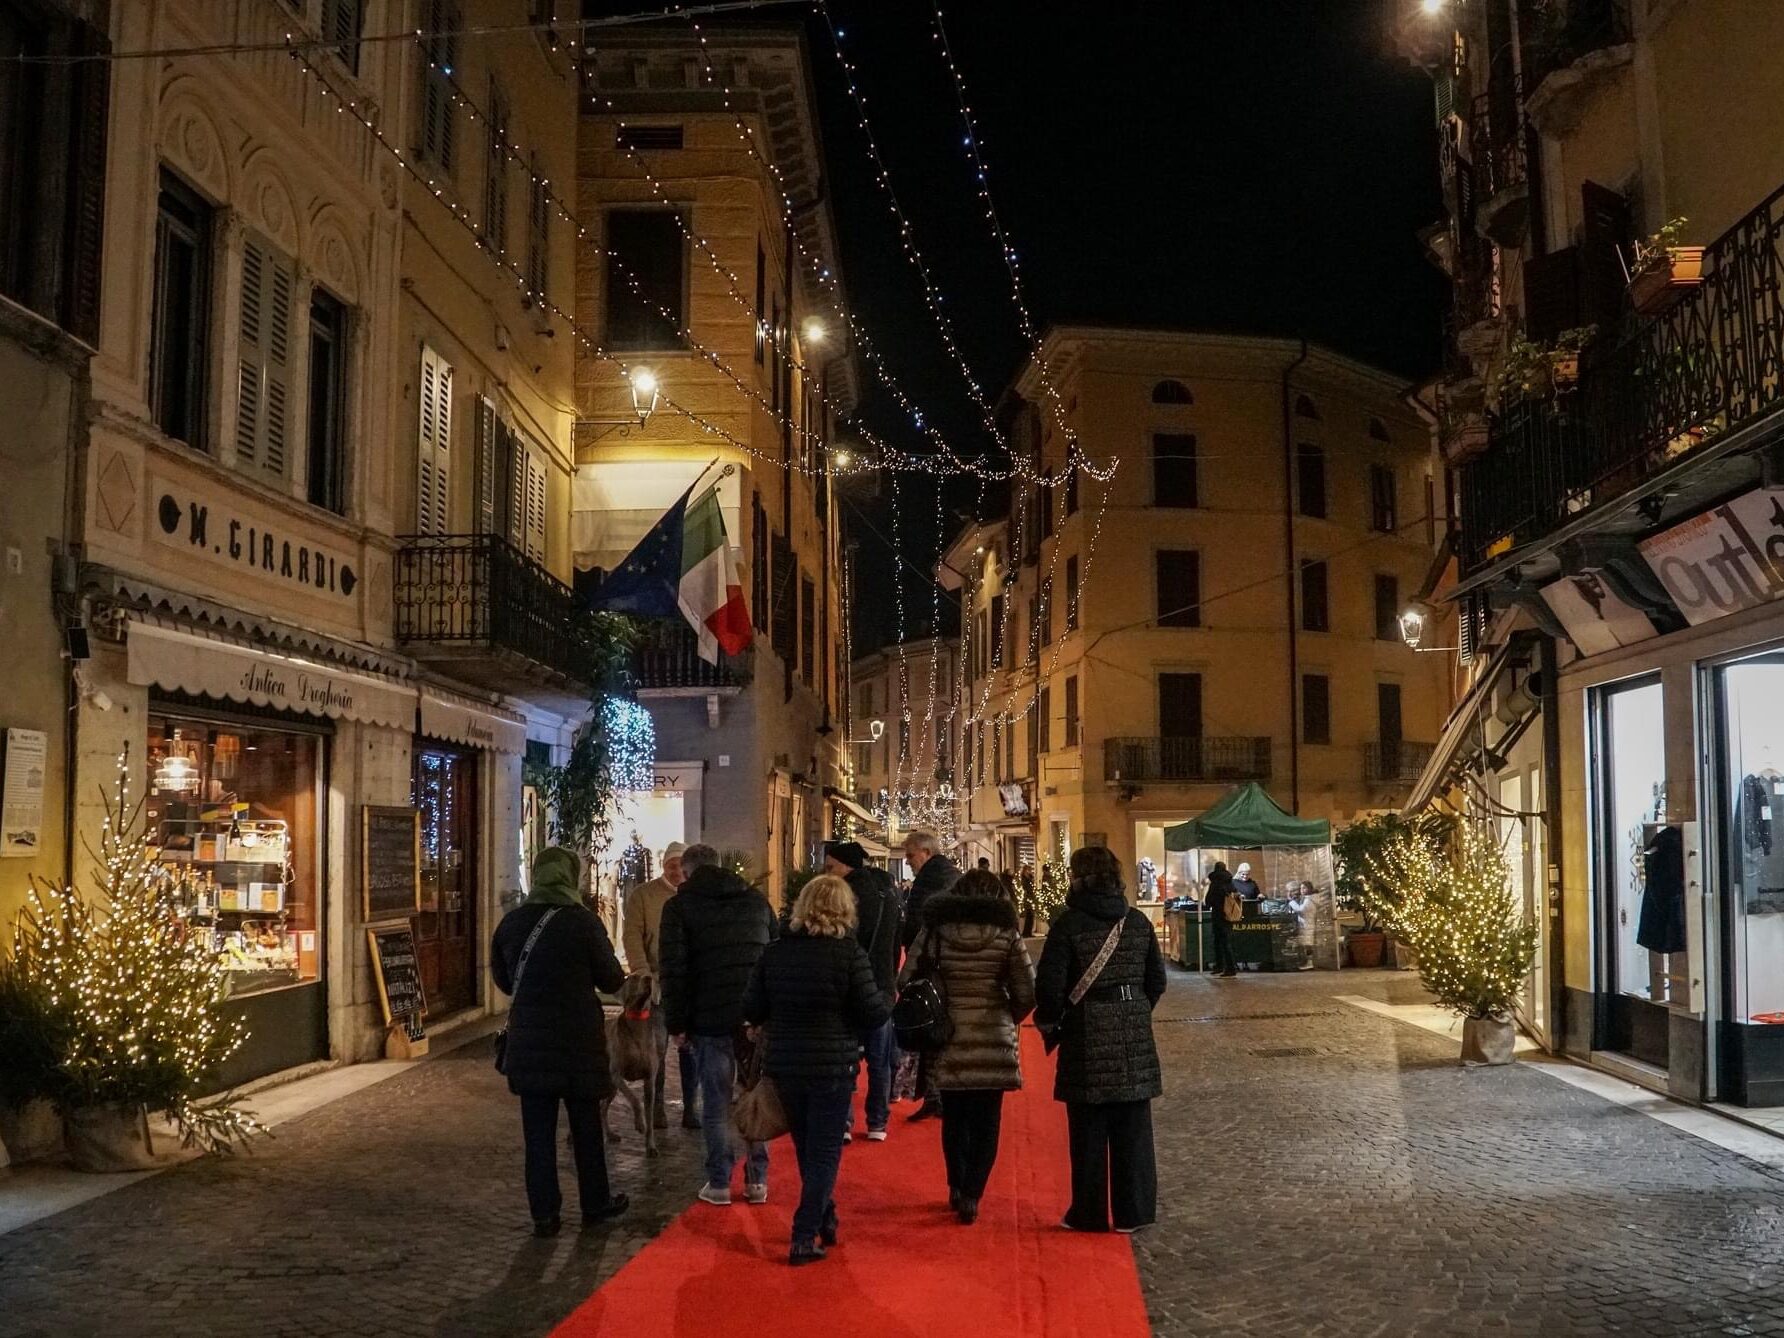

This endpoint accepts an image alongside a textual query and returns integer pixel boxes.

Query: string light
[603,697,657,793]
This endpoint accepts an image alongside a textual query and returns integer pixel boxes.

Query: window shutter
[485,84,508,254]
[524,450,548,561]
[262,255,294,478]
[474,397,498,534]
[234,237,294,477]
[504,422,526,547]
[235,238,265,466]
[64,20,110,344]
[416,346,453,533]
[1522,246,1582,344]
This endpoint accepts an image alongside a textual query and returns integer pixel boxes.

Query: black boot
[820,1203,840,1247]
[957,1197,979,1225]
[789,1239,828,1266]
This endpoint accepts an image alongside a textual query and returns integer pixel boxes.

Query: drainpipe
[1280,338,1311,813]
[1539,632,1565,1053]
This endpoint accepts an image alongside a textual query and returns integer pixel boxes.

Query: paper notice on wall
[1,728,47,857]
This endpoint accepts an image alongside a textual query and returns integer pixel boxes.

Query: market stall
[1162,783,1341,971]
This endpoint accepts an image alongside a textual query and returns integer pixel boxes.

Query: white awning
[126,620,416,730]
[419,689,528,755]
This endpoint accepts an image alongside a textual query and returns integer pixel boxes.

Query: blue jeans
[781,1080,853,1245]
[693,1033,768,1189]
[861,1020,897,1131]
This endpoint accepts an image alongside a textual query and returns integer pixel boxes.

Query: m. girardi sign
[151,480,358,601]
[1640,487,1784,627]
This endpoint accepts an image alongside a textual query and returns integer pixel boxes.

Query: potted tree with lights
[1628,218,1704,316]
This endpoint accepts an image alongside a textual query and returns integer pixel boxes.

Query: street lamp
[847,718,885,744]
[1400,604,1459,653]
[627,366,659,424]
[803,318,828,347]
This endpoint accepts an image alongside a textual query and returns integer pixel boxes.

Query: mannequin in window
[1636,826,1687,956]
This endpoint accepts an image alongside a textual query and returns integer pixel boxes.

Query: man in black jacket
[660,844,778,1205]
[899,830,959,1119]
[825,841,901,1140]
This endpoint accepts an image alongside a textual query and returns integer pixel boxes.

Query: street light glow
[803,318,828,345]
[1420,0,1444,13]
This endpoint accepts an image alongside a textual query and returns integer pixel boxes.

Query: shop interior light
[154,734,200,793]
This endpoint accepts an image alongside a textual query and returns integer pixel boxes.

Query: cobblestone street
[5,969,1784,1336]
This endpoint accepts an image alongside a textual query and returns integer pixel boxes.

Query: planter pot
[1460,1015,1516,1067]
[1348,930,1387,969]
[1388,937,1420,971]
[0,1098,65,1165]
[1629,246,1705,316]
[65,1103,159,1173]
[1550,351,1580,392]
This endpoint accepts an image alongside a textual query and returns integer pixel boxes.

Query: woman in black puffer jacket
[1034,845,1166,1234]
[742,875,889,1265]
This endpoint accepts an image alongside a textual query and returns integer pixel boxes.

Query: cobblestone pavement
[5,971,1784,1336]
[1140,968,1784,1337]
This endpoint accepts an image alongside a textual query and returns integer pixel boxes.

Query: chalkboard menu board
[367,922,427,1038]
[362,805,420,921]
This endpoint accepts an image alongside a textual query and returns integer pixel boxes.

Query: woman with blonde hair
[742,874,890,1264]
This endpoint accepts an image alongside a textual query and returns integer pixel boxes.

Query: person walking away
[1019,866,1037,937]
[899,830,960,1121]
[743,875,890,1264]
[1204,861,1240,978]
[491,846,631,1237]
[824,841,901,1141]
[901,868,1035,1224]
[621,842,701,1129]
[1034,845,1166,1234]
[660,843,778,1205]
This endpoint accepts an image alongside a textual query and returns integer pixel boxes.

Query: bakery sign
[151,479,358,601]
[1639,486,1784,627]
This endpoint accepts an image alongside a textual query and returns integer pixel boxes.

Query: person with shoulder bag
[900,868,1036,1225]
[491,846,630,1238]
[1203,861,1241,978]
[1033,846,1167,1234]
[742,875,890,1265]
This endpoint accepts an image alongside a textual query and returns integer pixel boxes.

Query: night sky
[603,1,1450,652]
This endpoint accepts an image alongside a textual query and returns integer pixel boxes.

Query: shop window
[151,169,212,449]
[146,714,322,995]
[604,209,684,350]
[1714,655,1784,1026]
[414,747,480,1014]
[1153,433,1197,508]
[1300,559,1329,632]
[1596,678,1668,1004]
[306,288,348,515]
[1302,674,1330,745]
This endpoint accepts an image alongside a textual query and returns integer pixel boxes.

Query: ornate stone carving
[158,90,230,200]
[95,447,139,537]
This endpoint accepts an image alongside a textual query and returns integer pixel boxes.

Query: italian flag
[678,485,752,662]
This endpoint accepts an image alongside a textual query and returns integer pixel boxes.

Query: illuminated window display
[1598,680,1668,1003]
[1716,653,1784,1025]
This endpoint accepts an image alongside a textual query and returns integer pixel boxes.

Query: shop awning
[1164,782,1331,851]
[126,620,416,730]
[419,687,527,754]
[1401,638,1528,815]
[824,787,884,832]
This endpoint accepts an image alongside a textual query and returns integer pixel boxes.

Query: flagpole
[688,456,737,495]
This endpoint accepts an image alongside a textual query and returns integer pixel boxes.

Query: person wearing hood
[823,841,901,1140]
[491,846,630,1237]
[900,830,960,1120]
[1232,861,1262,902]
[900,868,1036,1224]
[1034,845,1166,1234]
[659,843,779,1206]
[1204,861,1240,978]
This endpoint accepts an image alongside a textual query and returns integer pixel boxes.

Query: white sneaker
[698,1183,732,1206]
[743,1182,768,1204]
[865,1127,888,1142]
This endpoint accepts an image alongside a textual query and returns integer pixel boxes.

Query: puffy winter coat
[1034,879,1166,1104]
[743,930,890,1087]
[901,892,1036,1091]
[491,901,626,1099]
[847,865,902,996]
[901,853,962,948]
[659,864,778,1037]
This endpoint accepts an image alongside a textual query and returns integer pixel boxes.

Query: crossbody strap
[1067,918,1127,1007]
[511,907,562,1001]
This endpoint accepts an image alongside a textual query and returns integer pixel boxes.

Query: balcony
[1365,741,1437,785]
[395,535,588,693]
[1104,737,1272,786]
[1522,0,1633,131]
[1457,177,1784,573]
[629,618,748,693]
[1469,89,1529,245]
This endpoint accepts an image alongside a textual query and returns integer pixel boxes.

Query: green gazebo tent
[1163,782,1331,851]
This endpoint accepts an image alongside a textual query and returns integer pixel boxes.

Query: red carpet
[554,1027,1150,1338]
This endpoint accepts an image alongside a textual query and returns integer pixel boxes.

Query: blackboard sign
[362,805,420,921]
[367,922,427,1038]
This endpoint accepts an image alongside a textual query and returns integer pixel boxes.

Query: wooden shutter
[322,0,362,70]
[473,397,499,534]
[64,18,110,344]
[1523,246,1582,343]
[235,236,295,477]
[504,423,527,547]
[485,83,508,253]
[416,346,453,533]
[524,450,548,561]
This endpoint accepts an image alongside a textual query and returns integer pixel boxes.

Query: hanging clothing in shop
[1736,773,1784,912]
[1741,774,1774,857]
[1636,825,1687,955]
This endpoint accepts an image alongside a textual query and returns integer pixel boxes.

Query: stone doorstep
[0,1011,502,1239]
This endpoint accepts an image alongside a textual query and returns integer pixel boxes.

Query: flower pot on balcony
[1549,351,1580,392]
[1460,1015,1516,1067]
[1347,930,1387,969]
[1629,246,1705,316]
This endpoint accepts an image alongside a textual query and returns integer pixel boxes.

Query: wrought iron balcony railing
[1364,741,1437,785]
[1469,87,1529,242]
[629,617,747,691]
[1104,737,1272,785]
[394,535,585,683]
[1458,174,1784,571]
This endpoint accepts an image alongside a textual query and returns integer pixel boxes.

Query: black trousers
[941,1089,1006,1200]
[520,1092,611,1223]
[1208,924,1238,974]
[1064,1099,1157,1231]
[916,1048,941,1104]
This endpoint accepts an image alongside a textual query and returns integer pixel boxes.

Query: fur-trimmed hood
[923,891,1020,931]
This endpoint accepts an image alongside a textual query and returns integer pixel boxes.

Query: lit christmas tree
[1,753,262,1154]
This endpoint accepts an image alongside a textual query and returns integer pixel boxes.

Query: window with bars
[1153,433,1197,507]
[1300,559,1329,632]
[1156,550,1201,628]
[150,169,210,448]
[235,233,296,480]
[415,346,454,534]
[415,0,459,173]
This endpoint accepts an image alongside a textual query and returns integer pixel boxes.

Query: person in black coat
[659,843,779,1204]
[1034,845,1166,1234]
[900,831,960,1119]
[743,874,890,1264]
[1203,861,1240,978]
[491,846,629,1237]
[824,841,902,1139]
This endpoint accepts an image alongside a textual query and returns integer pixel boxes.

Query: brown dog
[601,974,660,1156]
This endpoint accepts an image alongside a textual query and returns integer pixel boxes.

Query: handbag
[731,1034,788,1143]
[494,907,562,1074]
[1222,890,1244,923]
[892,934,954,1052]
[1040,917,1126,1055]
